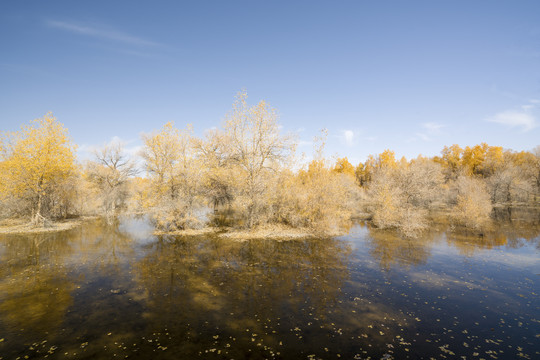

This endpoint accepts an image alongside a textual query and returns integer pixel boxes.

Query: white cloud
[487,110,537,132]
[486,98,540,132]
[422,122,445,133]
[412,122,445,142]
[343,130,355,146]
[46,20,161,47]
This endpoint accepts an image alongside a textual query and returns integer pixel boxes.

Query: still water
[0,212,539,359]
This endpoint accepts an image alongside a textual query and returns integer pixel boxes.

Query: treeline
[1,92,539,237]
[341,143,540,236]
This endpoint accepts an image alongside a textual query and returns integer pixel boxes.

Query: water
[0,214,539,359]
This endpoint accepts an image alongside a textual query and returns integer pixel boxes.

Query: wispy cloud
[46,20,162,47]
[486,99,539,132]
[487,111,537,131]
[413,122,446,142]
[422,122,445,133]
[415,132,432,142]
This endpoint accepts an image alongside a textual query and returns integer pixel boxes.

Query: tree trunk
[33,193,43,226]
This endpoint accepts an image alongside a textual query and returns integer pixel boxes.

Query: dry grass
[153,223,345,241]
[218,224,317,241]
[0,216,94,234]
[153,227,219,237]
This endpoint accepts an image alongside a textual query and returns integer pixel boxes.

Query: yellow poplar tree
[332,157,355,177]
[435,144,463,180]
[378,149,398,169]
[0,113,76,224]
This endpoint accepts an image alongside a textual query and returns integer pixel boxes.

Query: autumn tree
[485,148,540,204]
[140,122,205,230]
[86,141,137,218]
[450,176,492,230]
[377,149,398,169]
[358,150,398,185]
[368,157,444,237]
[193,128,236,214]
[532,146,540,200]
[220,91,295,228]
[354,162,368,186]
[435,143,505,180]
[486,164,522,204]
[127,176,152,213]
[0,113,77,224]
[511,146,540,201]
[271,130,360,233]
[141,122,185,198]
[332,157,355,177]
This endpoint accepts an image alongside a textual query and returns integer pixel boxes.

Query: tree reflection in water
[364,224,436,270]
[0,214,538,359]
[0,232,75,338]
[134,235,352,357]
[362,207,540,269]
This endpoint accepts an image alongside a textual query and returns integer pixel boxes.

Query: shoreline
[0,216,97,235]
[152,222,355,240]
[2,204,537,238]
[154,225,325,241]
[0,216,334,240]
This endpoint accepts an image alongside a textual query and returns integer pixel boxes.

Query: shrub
[450,176,492,230]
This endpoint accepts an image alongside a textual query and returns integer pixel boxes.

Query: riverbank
[0,215,337,240]
[0,216,96,235]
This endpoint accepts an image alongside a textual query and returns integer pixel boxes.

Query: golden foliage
[368,158,444,237]
[451,176,492,230]
[1,98,537,236]
[333,157,355,177]
[435,143,505,178]
[0,113,77,223]
[140,122,206,230]
[272,133,359,234]
[221,90,296,228]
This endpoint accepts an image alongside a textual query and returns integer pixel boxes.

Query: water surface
[0,214,539,359]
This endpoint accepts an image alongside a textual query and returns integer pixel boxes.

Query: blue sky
[1,1,539,165]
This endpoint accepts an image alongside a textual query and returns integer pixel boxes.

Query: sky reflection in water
[0,215,539,359]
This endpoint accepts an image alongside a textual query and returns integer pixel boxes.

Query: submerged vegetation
[1,92,539,237]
